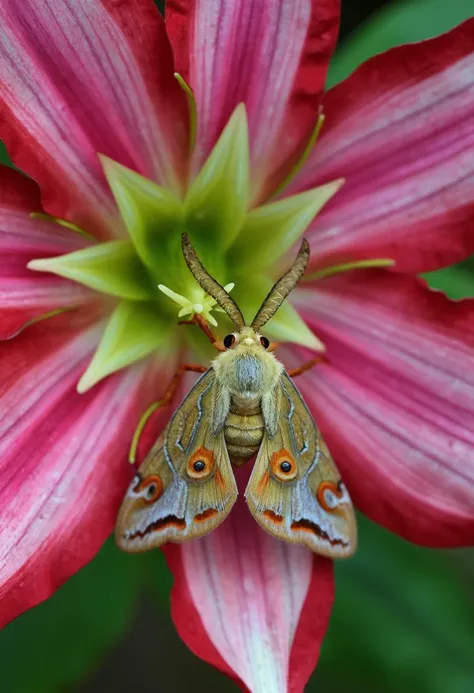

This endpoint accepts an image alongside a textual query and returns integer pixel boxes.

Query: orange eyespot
[270,448,297,481]
[223,334,235,349]
[133,475,163,504]
[187,447,215,479]
[316,480,344,512]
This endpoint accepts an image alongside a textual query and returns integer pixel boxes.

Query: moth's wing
[116,369,237,552]
[245,372,357,557]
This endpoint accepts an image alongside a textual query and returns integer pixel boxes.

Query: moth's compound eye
[224,334,235,348]
[260,336,270,349]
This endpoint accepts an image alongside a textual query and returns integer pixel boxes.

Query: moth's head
[181,233,310,337]
[214,325,281,394]
[216,325,276,373]
[222,326,271,353]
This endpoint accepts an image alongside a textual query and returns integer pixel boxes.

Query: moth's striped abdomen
[225,399,264,466]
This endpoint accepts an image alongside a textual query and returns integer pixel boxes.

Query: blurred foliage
[425,259,474,299]
[328,0,474,87]
[0,1,473,692]
[0,542,144,693]
[0,141,11,166]
[312,517,474,693]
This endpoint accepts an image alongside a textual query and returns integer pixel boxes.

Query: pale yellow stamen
[129,401,161,464]
[305,258,395,282]
[158,282,235,327]
[272,112,326,198]
[174,72,197,153]
[30,212,96,240]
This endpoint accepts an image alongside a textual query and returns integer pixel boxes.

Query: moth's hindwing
[245,372,357,557]
[116,369,237,551]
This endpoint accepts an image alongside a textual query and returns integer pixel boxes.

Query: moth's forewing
[116,369,237,552]
[245,372,357,557]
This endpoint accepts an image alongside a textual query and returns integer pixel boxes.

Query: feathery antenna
[181,233,245,329]
[251,239,310,331]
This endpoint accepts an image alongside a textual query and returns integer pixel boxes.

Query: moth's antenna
[251,239,310,331]
[181,233,245,329]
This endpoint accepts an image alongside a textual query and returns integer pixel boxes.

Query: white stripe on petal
[182,502,312,693]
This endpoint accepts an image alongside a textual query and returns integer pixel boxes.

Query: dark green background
[1,1,473,691]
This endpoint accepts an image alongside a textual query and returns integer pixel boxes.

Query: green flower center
[28,103,392,392]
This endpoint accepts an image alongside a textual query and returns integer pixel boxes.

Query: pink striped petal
[292,18,474,273]
[166,0,340,193]
[0,167,93,339]
[292,270,474,546]
[165,473,334,693]
[0,0,188,237]
[0,311,163,627]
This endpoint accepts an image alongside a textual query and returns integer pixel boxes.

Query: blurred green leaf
[0,141,12,166]
[311,516,474,693]
[142,549,174,610]
[329,0,474,87]
[425,258,474,299]
[0,539,146,693]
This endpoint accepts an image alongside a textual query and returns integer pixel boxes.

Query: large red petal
[0,311,163,627]
[0,0,188,237]
[165,471,334,693]
[291,270,474,546]
[0,167,94,339]
[166,0,340,194]
[292,18,474,273]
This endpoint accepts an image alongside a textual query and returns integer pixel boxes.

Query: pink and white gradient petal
[166,0,340,192]
[292,18,474,273]
[0,0,188,237]
[0,167,95,339]
[0,312,163,628]
[292,270,474,546]
[166,479,334,693]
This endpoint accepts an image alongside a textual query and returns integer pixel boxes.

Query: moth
[116,234,357,558]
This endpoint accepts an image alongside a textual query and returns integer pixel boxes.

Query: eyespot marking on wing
[187,447,214,479]
[132,474,164,504]
[316,480,344,512]
[127,515,187,539]
[291,519,349,547]
[194,508,219,523]
[263,509,284,524]
[270,448,297,481]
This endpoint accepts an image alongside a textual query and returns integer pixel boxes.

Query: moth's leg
[129,362,207,464]
[160,362,207,406]
[179,314,225,351]
[288,356,328,378]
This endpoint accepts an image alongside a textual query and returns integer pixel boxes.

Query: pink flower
[1,1,474,690]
